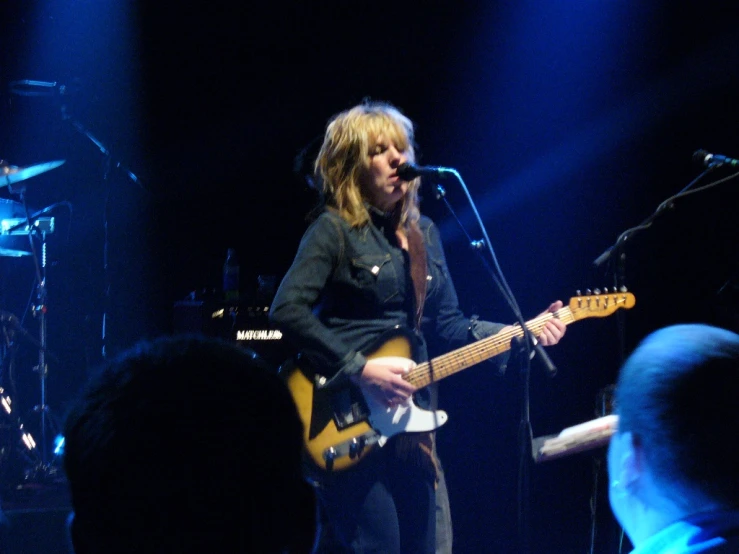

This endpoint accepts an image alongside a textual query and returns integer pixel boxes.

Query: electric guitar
[284,291,635,471]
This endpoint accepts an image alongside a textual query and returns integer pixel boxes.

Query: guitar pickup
[330,388,369,430]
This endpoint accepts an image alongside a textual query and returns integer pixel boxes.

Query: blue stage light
[53,434,65,456]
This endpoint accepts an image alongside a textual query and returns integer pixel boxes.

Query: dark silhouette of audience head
[608,324,739,549]
[63,334,316,553]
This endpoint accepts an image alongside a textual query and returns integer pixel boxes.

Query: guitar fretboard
[404,292,634,388]
[405,309,571,388]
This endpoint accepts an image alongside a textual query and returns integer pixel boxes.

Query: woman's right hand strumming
[351,357,418,407]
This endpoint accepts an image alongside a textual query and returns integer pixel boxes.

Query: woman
[270,100,566,553]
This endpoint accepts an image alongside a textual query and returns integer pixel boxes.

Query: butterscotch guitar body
[286,330,448,471]
[287,365,376,471]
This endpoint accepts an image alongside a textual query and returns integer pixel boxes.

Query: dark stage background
[1,2,738,553]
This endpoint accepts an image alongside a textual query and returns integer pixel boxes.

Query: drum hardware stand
[7,181,61,480]
[0,322,29,490]
[0,158,65,488]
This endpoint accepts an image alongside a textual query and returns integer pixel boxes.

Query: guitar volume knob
[349,437,365,459]
[324,447,337,471]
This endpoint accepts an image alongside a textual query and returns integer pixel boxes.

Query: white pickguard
[361,356,448,447]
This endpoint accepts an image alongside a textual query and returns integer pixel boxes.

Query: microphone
[397,162,455,181]
[693,149,739,168]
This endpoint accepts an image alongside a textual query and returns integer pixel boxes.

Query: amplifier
[173,300,287,369]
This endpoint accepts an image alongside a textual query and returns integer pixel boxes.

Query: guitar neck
[403,291,635,389]
[406,309,574,389]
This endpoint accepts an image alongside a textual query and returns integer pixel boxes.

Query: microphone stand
[589,162,737,554]
[593,164,732,358]
[59,105,148,362]
[427,173,557,554]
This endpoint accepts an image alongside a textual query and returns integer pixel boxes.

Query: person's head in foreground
[64,334,316,553]
[608,323,739,552]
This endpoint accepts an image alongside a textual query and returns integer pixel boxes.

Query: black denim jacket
[269,208,505,391]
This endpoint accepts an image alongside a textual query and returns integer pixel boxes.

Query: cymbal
[0,160,65,187]
[0,247,31,257]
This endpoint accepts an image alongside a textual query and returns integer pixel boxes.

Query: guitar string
[404,309,571,387]
[406,296,632,387]
[404,296,632,388]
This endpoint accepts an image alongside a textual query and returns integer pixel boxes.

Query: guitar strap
[393,220,440,485]
[405,220,427,332]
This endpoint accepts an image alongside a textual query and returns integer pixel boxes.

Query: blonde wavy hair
[315,101,421,228]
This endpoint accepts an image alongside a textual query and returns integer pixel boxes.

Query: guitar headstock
[568,289,636,320]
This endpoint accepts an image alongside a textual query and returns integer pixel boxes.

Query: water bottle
[223,248,240,302]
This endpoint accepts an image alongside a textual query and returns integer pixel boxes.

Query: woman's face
[359,134,410,212]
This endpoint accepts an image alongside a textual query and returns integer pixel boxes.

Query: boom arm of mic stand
[593,166,718,270]
[592,166,735,364]
[65,115,148,190]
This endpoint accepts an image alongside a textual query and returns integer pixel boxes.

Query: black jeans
[314,447,436,554]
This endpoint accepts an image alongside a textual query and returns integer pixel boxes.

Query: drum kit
[0,158,65,489]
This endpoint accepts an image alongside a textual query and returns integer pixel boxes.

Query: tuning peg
[576,289,582,296]
[586,289,592,296]
[604,287,609,293]
[594,288,601,295]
